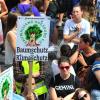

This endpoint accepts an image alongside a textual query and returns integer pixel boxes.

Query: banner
[0,67,13,100]
[16,16,50,61]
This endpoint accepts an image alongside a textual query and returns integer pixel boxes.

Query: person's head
[35,0,44,12]
[22,11,34,16]
[79,34,94,50]
[60,44,72,57]
[6,13,17,33]
[58,56,71,75]
[72,88,91,100]
[72,4,83,22]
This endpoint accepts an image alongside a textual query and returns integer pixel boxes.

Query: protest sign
[16,16,50,61]
[16,16,50,96]
[0,67,13,100]
[13,93,25,100]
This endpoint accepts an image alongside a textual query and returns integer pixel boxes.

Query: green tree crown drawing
[1,79,10,98]
[25,24,42,41]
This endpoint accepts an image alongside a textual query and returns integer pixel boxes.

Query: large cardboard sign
[0,67,13,100]
[16,16,50,61]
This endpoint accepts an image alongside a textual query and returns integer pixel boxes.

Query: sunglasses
[59,66,70,70]
[79,94,87,100]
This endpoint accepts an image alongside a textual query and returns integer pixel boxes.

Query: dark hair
[58,56,70,66]
[60,44,72,57]
[80,0,96,7]
[80,34,94,46]
[80,0,96,19]
[6,13,17,33]
[22,11,33,16]
[35,0,44,12]
[73,4,82,11]
[72,88,90,100]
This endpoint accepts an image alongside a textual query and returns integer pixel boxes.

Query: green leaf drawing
[25,24,42,40]
[1,79,10,98]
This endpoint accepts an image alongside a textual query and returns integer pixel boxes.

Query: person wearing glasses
[49,56,80,100]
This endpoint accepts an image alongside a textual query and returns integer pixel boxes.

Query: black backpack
[46,0,58,18]
[96,21,100,42]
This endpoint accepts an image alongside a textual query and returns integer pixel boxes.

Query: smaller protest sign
[0,67,13,100]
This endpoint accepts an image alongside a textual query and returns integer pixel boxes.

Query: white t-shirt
[51,60,76,76]
[5,28,16,65]
[63,18,90,37]
[62,18,90,48]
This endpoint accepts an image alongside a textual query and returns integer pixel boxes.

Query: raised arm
[49,87,58,100]
[0,0,8,18]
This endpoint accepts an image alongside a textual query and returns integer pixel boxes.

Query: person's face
[79,38,87,50]
[72,6,83,21]
[59,61,70,75]
[78,91,91,100]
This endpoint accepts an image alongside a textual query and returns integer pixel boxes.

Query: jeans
[50,18,56,39]
[91,89,100,100]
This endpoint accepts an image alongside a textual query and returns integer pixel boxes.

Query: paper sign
[0,67,13,100]
[16,16,50,61]
[13,93,25,100]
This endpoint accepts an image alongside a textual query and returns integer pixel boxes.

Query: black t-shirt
[49,74,80,98]
[76,53,100,73]
[83,53,100,65]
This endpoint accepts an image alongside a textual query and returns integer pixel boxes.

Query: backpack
[46,0,58,18]
[96,21,100,42]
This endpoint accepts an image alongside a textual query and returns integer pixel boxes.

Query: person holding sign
[14,61,48,100]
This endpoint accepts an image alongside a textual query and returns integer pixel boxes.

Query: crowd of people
[0,0,100,100]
